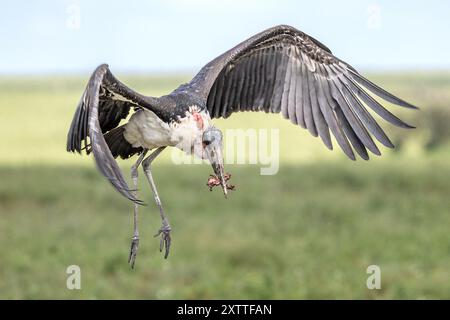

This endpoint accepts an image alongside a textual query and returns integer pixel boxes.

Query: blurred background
[0,0,449,299]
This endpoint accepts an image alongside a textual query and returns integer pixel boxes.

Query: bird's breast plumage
[123,106,212,152]
[124,109,173,149]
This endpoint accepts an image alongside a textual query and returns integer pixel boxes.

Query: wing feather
[316,72,356,159]
[348,69,418,109]
[281,46,293,120]
[221,67,233,118]
[287,48,298,124]
[334,107,369,160]
[295,56,307,129]
[304,66,318,137]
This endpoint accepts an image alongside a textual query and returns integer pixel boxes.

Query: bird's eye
[203,140,211,146]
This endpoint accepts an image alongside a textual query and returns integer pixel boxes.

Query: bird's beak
[205,141,227,198]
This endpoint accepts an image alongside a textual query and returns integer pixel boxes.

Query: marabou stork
[67,25,417,268]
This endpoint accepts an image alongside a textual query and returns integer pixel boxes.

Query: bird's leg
[142,147,171,259]
[128,149,148,268]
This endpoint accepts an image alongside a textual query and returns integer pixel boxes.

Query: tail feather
[103,125,143,159]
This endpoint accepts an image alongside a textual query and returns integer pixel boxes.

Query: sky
[0,0,449,74]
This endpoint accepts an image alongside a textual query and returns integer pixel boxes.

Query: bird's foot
[207,173,235,191]
[128,235,139,269]
[154,224,171,259]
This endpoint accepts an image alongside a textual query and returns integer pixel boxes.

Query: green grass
[0,72,449,299]
[0,160,449,299]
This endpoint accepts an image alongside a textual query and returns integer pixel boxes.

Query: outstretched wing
[67,64,159,203]
[188,25,417,160]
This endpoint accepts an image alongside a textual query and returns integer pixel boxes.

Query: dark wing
[188,25,418,160]
[67,64,159,203]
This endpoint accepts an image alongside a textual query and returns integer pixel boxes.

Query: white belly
[123,109,173,149]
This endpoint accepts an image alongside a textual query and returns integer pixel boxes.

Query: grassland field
[0,72,449,299]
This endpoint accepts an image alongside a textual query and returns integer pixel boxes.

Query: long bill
[205,142,227,198]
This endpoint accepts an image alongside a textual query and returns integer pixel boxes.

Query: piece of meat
[206,173,235,191]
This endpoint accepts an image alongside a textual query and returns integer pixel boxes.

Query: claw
[128,236,139,269]
[154,226,171,259]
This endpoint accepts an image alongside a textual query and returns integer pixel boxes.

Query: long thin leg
[128,149,148,268]
[142,147,171,258]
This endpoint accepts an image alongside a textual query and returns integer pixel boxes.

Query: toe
[159,235,164,252]
[164,234,171,259]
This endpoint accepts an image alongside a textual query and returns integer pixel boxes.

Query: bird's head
[202,126,227,197]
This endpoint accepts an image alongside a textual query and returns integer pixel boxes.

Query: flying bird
[66,25,417,268]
